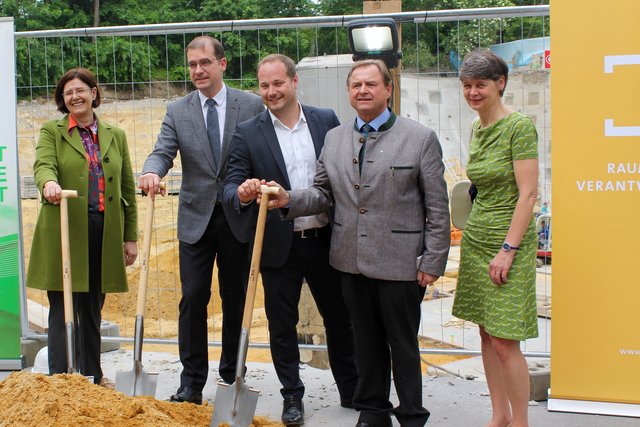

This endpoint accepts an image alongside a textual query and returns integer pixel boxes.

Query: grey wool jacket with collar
[287,116,451,281]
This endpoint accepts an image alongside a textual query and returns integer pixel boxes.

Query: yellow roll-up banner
[549,0,640,417]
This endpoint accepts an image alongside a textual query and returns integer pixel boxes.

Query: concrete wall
[297,55,552,203]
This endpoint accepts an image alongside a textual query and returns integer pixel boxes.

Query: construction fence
[13,6,551,362]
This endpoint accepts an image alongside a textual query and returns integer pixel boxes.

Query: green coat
[27,115,138,293]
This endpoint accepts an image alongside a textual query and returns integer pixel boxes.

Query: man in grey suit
[244,59,450,427]
[224,54,358,425]
[138,35,263,405]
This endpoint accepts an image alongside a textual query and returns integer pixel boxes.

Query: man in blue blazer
[223,54,357,425]
[139,36,264,405]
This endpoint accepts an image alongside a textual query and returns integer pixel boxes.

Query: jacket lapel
[189,91,216,171]
[96,115,114,156]
[223,88,240,146]
[57,116,87,157]
[302,105,323,159]
[259,111,292,190]
[221,88,240,167]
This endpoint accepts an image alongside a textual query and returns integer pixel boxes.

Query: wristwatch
[502,242,520,252]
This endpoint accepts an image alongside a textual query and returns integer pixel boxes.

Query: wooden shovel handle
[60,190,78,324]
[135,182,165,317]
[241,185,280,330]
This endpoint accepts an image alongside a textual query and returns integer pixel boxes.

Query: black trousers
[341,273,429,427]
[261,227,358,401]
[178,205,250,390]
[48,211,105,384]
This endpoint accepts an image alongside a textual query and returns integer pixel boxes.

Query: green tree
[5,0,550,96]
[1,0,89,29]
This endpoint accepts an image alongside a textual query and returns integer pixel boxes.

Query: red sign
[544,50,551,68]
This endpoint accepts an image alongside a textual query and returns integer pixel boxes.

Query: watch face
[502,242,511,251]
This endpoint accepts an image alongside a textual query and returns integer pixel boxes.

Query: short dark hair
[346,59,392,87]
[257,54,297,80]
[186,35,225,60]
[459,50,509,96]
[54,68,101,114]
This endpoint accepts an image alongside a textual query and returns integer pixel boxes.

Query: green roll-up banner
[0,17,23,369]
[0,234,21,360]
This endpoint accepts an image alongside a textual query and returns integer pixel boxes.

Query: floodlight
[347,18,402,69]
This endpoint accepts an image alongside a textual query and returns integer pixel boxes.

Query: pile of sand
[0,371,282,427]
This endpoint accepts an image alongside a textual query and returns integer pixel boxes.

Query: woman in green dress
[452,50,539,427]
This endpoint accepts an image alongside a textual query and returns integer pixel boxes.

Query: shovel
[211,185,279,427]
[115,184,164,396]
[59,189,85,377]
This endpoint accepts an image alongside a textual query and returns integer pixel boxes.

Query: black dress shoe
[355,421,392,427]
[169,385,202,405]
[281,396,304,425]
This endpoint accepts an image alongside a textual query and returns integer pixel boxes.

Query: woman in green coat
[27,68,138,385]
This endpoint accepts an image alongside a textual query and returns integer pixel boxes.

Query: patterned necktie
[206,98,221,169]
[359,123,374,175]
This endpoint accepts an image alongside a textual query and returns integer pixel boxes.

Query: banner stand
[548,396,640,418]
[0,17,25,371]
[550,1,640,417]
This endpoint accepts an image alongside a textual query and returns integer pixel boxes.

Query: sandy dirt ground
[0,371,283,426]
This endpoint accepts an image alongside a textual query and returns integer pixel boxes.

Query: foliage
[401,39,436,72]
[4,0,549,96]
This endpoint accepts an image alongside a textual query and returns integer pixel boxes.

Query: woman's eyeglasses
[63,87,92,97]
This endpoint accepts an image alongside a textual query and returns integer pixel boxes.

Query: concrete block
[298,332,330,370]
[529,366,551,401]
[20,322,119,369]
[100,321,120,353]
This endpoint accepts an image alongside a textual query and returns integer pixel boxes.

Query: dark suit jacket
[223,105,340,267]
[142,87,264,244]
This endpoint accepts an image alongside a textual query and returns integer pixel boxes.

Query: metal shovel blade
[64,321,76,374]
[115,315,159,397]
[115,361,159,397]
[210,379,259,427]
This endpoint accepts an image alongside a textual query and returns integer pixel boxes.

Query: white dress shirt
[269,105,328,231]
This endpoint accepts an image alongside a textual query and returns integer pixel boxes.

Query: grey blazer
[288,116,451,281]
[142,87,264,244]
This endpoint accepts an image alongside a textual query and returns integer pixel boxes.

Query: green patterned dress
[452,112,539,341]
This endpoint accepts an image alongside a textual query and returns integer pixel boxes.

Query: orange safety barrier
[450,227,462,246]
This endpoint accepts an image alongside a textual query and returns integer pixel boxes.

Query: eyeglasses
[63,87,92,97]
[188,58,218,70]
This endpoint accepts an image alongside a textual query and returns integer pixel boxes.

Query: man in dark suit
[223,54,358,425]
[138,36,264,405]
